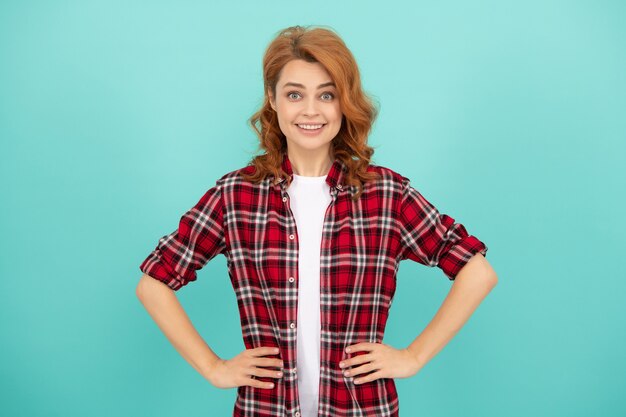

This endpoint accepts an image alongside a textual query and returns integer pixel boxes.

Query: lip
[296,123,326,136]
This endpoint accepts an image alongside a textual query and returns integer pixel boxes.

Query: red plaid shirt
[140,153,488,416]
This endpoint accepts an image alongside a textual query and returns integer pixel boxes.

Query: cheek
[277,106,297,123]
[333,111,343,127]
[276,108,292,126]
[277,118,292,136]
[331,105,343,122]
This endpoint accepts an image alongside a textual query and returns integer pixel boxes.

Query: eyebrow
[282,81,336,89]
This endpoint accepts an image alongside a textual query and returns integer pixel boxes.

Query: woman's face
[268,59,342,155]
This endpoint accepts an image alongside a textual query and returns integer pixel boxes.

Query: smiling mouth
[296,123,326,136]
[296,123,326,130]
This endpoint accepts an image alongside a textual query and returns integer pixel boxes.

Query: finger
[345,362,376,377]
[354,370,384,385]
[250,347,280,357]
[341,353,372,368]
[346,342,375,353]
[252,367,284,379]
[253,357,284,369]
[246,377,275,389]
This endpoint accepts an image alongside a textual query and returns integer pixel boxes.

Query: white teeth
[298,124,323,130]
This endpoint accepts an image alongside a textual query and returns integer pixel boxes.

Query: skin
[268,59,342,177]
[137,59,499,391]
[136,274,283,390]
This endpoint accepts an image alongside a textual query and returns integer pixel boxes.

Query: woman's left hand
[339,342,423,384]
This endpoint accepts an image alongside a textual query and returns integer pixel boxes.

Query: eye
[321,91,335,101]
[287,91,301,100]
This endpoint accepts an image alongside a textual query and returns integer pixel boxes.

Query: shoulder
[217,164,255,181]
[364,163,412,190]
[212,164,268,190]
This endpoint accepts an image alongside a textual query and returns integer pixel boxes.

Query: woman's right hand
[205,346,284,389]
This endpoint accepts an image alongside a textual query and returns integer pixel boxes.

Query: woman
[136,25,498,417]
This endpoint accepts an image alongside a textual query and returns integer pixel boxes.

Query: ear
[268,89,276,111]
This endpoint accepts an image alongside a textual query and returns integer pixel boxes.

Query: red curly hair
[239,25,381,200]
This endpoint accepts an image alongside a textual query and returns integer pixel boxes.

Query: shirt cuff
[438,234,488,280]
[139,250,190,291]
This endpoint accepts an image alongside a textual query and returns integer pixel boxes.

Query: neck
[287,147,333,177]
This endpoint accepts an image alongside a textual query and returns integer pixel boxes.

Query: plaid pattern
[139,153,488,416]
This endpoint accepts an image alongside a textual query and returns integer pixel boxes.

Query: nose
[302,96,320,117]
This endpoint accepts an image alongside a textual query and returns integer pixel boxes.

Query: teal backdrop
[1,1,624,416]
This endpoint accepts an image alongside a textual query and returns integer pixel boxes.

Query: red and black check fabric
[140,153,488,416]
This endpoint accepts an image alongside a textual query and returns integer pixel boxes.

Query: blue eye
[286,91,335,101]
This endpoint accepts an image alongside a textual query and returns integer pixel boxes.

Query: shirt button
[289,277,295,283]
[336,184,343,189]
[295,412,300,417]
[289,234,294,240]
[292,367,297,374]
[282,196,288,202]
[289,322,296,329]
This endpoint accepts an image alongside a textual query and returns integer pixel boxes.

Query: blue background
[1,1,624,416]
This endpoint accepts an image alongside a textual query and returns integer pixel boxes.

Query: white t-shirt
[286,173,332,417]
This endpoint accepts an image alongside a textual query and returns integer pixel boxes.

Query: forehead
[277,59,334,86]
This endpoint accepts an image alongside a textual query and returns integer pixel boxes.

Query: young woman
[136,25,498,417]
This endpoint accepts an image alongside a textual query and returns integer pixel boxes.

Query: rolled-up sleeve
[397,178,488,280]
[139,184,226,291]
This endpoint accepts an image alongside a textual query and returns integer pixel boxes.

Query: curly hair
[239,25,381,200]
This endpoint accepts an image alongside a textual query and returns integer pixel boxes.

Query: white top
[286,173,332,417]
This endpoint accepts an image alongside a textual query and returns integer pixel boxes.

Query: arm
[135,273,220,379]
[406,253,498,368]
[136,274,284,389]
[341,253,497,383]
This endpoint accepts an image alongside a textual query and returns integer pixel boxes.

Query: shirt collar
[276,152,347,191]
